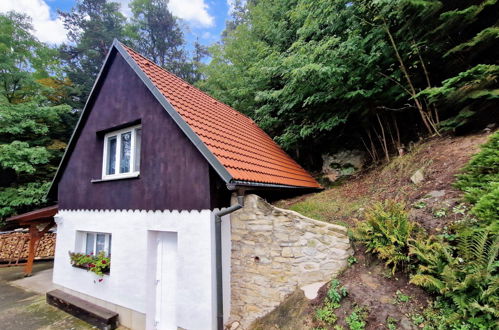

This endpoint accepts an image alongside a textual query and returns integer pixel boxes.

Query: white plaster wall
[53,209,228,330]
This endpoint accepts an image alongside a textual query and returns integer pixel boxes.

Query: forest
[0,0,498,221]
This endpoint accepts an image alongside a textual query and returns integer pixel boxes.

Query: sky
[0,0,236,50]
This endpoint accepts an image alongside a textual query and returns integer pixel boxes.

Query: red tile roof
[122,44,321,189]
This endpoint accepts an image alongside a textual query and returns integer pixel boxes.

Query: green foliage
[315,279,348,326]
[348,256,358,266]
[315,304,338,325]
[394,290,410,303]
[69,251,111,277]
[0,14,74,224]
[200,0,499,161]
[386,317,398,330]
[455,131,499,223]
[327,279,348,304]
[355,201,415,273]
[409,236,453,292]
[346,307,367,330]
[0,182,51,219]
[421,296,497,330]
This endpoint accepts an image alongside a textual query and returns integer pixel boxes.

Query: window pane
[120,131,132,173]
[96,234,106,254]
[86,233,95,255]
[134,128,141,172]
[107,136,117,175]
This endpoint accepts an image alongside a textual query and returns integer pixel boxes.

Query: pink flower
[98,279,103,282]
[102,260,107,264]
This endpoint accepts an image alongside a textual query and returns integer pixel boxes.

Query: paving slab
[0,262,94,330]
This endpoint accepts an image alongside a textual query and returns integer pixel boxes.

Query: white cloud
[168,0,214,27]
[0,0,67,44]
[102,0,214,27]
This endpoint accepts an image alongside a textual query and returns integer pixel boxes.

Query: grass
[278,191,367,227]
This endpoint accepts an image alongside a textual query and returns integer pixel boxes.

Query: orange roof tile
[121,44,321,189]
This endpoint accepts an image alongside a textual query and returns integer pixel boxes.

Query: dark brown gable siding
[58,52,212,211]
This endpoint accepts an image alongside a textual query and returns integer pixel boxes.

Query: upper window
[102,125,141,179]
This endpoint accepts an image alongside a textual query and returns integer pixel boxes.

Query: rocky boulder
[321,149,366,182]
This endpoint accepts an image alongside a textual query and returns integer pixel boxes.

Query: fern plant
[409,236,453,292]
[355,201,416,273]
[441,229,499,320]
[412,229,498,325]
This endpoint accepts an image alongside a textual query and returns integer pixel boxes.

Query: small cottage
[47,40,352,330]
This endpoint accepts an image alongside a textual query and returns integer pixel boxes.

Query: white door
[154,232,178,330]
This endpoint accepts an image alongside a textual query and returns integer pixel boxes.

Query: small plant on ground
[394,290,410,303]
[346,306,367,330]
[355,200,417,273]
[315,279,348,326]
[386,317,398,330]
[315,305,338,325]
[433,207,447,218]
[413,200,427,209]
[348,256,358,266]
[410,313,424,326]
[452,203,468,215]
[328,279,348,304]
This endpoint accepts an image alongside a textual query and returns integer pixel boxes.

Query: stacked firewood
[0,231,56,262]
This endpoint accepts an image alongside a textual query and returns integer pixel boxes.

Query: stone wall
[229,194,353,328]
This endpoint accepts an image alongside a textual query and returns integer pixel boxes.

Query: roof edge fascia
[228,180,323,191]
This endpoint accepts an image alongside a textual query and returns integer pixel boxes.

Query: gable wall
[58,52,214,211]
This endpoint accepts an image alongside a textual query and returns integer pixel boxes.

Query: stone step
[46,289,118,330]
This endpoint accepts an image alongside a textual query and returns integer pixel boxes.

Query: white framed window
[84,232,112,256]
[102,125,141,180]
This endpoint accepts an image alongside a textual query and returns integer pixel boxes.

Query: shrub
[355,201,416,273]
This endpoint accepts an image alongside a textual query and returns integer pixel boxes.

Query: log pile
[0,231,56,263]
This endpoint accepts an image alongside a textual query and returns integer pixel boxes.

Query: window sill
[72,264,110,276]
[91,173,140,183]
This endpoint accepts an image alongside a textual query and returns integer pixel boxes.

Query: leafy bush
[455,131,499,223]
[355,201,416,273]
